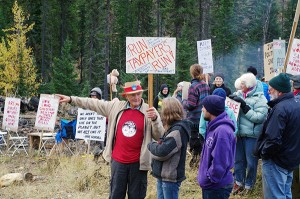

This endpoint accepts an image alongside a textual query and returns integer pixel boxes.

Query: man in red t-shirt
[57,80,164,199]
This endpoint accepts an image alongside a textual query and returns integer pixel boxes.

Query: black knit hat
[290,75,300,89]
[202,95,225,116]
[269,73,291,93]
[247,66,257,76]
[214,73,225,81]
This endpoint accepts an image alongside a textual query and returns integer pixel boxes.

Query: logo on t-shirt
[122,121,137,137]
[206,137,214,148]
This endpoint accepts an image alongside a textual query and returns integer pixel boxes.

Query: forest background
[0,0,299,100]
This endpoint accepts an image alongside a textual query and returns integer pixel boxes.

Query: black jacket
[255,92,300,171]
[210,84,231,96]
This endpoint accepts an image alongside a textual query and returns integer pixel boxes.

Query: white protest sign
[2,98,20,132]
[181,81,191,100]
[35,94,59,131]
[225,97,240,121]
[126,37,176,74]
[273,39,285,70]
[197,39,214,74]
[286,38,300,75]
[75,108,106,141]
[263,42,275,81]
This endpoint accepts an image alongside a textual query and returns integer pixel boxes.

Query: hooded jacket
[154,84,171,113]
[148,120,192,182]
[197,112,236,189]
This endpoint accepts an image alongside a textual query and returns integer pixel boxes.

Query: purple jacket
[197,112,236,189]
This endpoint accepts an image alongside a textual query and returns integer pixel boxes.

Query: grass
[0,151,266,199]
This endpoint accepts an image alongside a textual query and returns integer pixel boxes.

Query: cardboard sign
[126,37,176,74]
[286,38,300,75]
[264,42,275,81]
[197,39,214,74]
[2,98,20,132]
[181,81,191,100]
[75,108,106,141]
[273,39,286,70]
[35,94,59,131]
[225,97,240,121]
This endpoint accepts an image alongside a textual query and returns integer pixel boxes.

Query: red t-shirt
[112,109,145,163]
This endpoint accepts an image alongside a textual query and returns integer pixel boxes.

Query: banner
[197,39,214,74]
[286,38,300,75]
[263,42,275,81]
[75,108,106,141]
[273,39,285,70]
[225,97,240,121]
[35,94,59,131]
[126,37,176,74]
[2,98,20,132]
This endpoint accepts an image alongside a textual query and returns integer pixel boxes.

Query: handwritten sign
[225,97,240,121]
[286,38,300,75]
[197,39,214,74]
[75,108,106,141]
[34,94,59,131]
[2,98,20,132]
[273,39,285,70]
[264,42,275,81]
[126,37,176,74]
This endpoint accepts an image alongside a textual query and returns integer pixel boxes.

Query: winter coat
[210,84,232,97]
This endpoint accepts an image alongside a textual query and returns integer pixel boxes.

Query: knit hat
[269,73,291,93]
[202,95,225,116]
[214,73,225,81]
[247,66,257,76]
[290,75,300,89]
[212,88,226,99]
[240,73,257,88]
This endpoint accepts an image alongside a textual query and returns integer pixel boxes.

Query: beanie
[247,66,257,76]
[202,95,225,116]
[269,73,291,93]
[290,75,300,89]
[214,73,225,81]
[212,88,226,99]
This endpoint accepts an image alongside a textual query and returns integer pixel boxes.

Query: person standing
[290,74,300,100]
[229,73,268,195]
[172,82,183,101]
[154,84,171,113]
[255,73,300,199]
[56,80,164,199]
[182,64,210,168]
[210,73,232,96]
[197,95,236,199]
[148,97,192,199]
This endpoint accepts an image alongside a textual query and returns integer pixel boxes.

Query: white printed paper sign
[2,97,20,132]
[75,108,106,141]
[286,38,300,75]
[225,97,241,121]
[126,37,176,74]
[197,39,214,74]
[35,94,59,131]
[273,39,285,70]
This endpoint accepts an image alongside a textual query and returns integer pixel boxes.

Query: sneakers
[232,183,244,195]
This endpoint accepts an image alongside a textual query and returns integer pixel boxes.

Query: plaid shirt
[183,79,210,124]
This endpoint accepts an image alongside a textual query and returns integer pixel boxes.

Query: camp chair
[0,130,8,155]
[50,119,77,156]
[38,131,56,156]
[7,129,28,156]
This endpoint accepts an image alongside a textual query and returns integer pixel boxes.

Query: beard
[270,91,279,100]
[204,116,210,121]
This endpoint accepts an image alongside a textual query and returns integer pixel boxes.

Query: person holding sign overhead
[229,73,268,196]
[56,80,164,199]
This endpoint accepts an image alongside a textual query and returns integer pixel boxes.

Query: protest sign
[225,97,240,121]
[75,108,106,141]
[286,38,300,75]
[126,37,176,74]
[273,39,286,70]
[2,98,20,132]
[264,42,275,81]
[197,39,214,74]
[181,81,191,100]
[34,94,59,131]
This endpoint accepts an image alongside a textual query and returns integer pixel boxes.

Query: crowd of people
[56,64,300,199]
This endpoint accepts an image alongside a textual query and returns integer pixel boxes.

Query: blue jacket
[255,93,300,171]
[235,81,268,138]
[197,112,236,189]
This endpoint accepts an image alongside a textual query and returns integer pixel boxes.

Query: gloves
[231,96,251,114]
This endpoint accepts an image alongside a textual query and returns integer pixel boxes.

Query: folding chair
[7,130,28,156]
[0,130,8,155]
[38,131,57,156]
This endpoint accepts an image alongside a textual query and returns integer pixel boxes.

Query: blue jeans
[156,179,181,199]
[234,137,258,189]
[202,183,233,199]
[262,159,293,199]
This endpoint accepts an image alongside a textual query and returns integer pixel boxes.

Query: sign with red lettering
[126,37,176,74]
[197,39,214,74]
[264,42,275,81]
[225,97,240,121]
[286,38,300,75]
[34,94,59,131]
[2,98,20,132]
